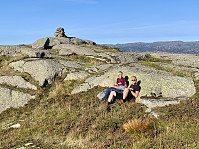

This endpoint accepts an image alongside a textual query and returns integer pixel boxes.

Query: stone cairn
[54,27,67,38]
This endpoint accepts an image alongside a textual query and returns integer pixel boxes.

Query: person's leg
[123,88,130,100]
[107,91,116,103]
[103,87,115,99]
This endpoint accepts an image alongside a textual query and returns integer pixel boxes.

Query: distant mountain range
[106,41,199,54]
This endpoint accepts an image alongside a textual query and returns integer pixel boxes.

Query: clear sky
[0,0,199,45]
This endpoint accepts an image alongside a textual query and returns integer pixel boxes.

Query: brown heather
[123,117,154,133]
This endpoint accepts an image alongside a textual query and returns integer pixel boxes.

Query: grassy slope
[0,54,199,148]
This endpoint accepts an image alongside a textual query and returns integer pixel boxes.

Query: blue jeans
[104,87,118,99]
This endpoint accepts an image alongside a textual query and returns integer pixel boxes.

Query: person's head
[131,76,137,85]
[118,71,123,79]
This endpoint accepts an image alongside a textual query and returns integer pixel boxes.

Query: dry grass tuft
[48,81,66,100]
[123,117,153,133]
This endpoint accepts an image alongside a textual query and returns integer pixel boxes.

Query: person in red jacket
[102,71,127,100]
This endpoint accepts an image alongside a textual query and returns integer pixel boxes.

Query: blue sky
[0,0,199,45]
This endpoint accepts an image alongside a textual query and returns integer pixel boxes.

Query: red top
[117,77,127,86]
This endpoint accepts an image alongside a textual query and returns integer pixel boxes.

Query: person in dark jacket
[102,71,127,101]
[107,76,141,105]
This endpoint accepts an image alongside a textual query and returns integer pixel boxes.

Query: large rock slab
[0,76,37,90]
[58,60,84,69]
[9,60,66,86]
[52,44,146,64]
[32,37,50,49]
[137,96,186,109]
[0,86,35,113]
[52,44,98,56]
[106,52,147,63]
[48,37,95,47]
[153,62,199,80]
[85,64,114,73]
[64,71,89,81]
[0,45,51,58]
[149,52,199,68]
[72,63,196,98]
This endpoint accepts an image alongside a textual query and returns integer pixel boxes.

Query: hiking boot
[101,97,106,101]
[106,105,111,112]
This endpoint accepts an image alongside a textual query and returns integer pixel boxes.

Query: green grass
[0,54,199,148]
[1,77,198,148]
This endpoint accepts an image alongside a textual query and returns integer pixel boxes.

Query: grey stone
[64,71,89,81]
[106,52,147,64]
[71,38,86,45]
[59,37,71,44]
[59,48,74,56]
[71,82,91,94]
[85,64,114,73]
[0,76,37,90]
[9,60,66,86]
[153,62,199,80]
[137,96,186,109]
[72,63,196,98]
[84,40,96,45]
[52,44,97,56]
[0,45,51,58]
[0,86,35,113]
[48,37,61,46]
[149,52,199,68]
[32,37,50,49]
[48,37,71,46]
[10,123,21,128]
[58,60,84,68]
[54,27,67,38]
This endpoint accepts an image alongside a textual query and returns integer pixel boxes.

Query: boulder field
[0,28,198,114]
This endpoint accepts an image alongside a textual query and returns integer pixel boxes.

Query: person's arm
[114,84,118,88]
[124,83,127,87]
[115,78,119,88]
[130,91,139,98]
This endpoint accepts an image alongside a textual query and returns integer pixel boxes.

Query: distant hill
[107,41,199,54]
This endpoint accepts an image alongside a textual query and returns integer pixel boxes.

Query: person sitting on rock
[107,76,141,105]
[102,71,127,101]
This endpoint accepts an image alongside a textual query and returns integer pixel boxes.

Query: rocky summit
[0,28,198,113]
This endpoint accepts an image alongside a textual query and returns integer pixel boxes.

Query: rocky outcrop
[53,27,95,45]
[52,44,98,56]
[32,37,50,49]
[0,45,51,58]
[0,86,35,113]
[9,60,66,86]
[0,76,37,90]
[0,28,198,115]
[52,44,146,64]
[72,63,196,98]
